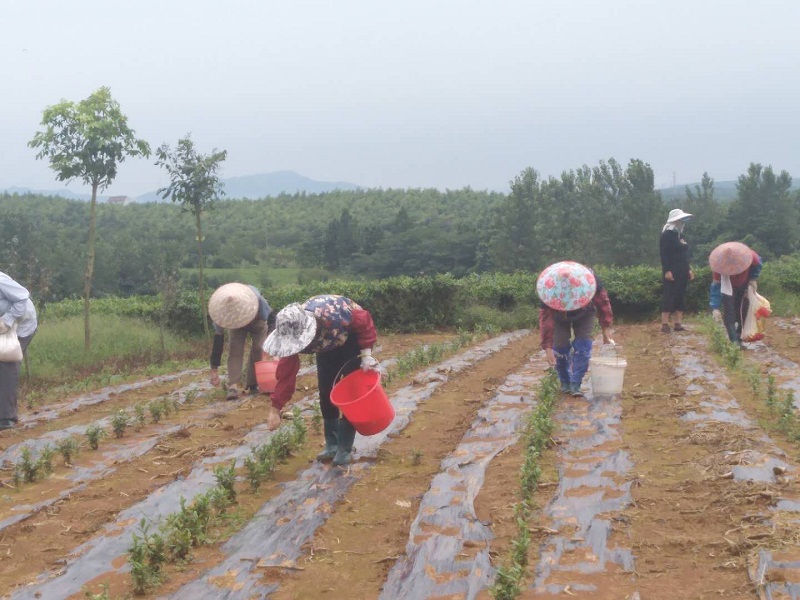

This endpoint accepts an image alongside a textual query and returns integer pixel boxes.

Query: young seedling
[213,459,237,504]
[15,447,38,484]
[36,444,55,477]
[311,401,323,434]
[184,389,197,404]
[149,400,164,423]
[128,518,164,594]
[766,375,778,407]
[410,448,424,466]
[82,583,111,600]
[111,410,130,438]
[85,424,106,450]
[56,436,81,466]
[134,403,147,429]
[291,406,307,446]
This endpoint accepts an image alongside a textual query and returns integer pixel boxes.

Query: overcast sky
[2,0,798,197]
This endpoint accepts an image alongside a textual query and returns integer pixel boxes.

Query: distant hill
[1,186,104,202]
[136,170,362,203]
[659,180,739,203]
[3,171,360,204]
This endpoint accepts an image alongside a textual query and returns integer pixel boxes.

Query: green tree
[728,163,798,257]
[29,87,150,349]
[155,134,227,337]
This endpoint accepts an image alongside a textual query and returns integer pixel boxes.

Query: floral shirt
[271,295,377,410]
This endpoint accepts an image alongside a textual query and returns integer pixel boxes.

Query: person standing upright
[659,208,695,333]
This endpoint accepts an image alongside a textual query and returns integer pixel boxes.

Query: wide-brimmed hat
[666,208,693,223]
[536,261,597,311]
[263,303,318,357]
[208,283,259,329]
[709,242,752,276]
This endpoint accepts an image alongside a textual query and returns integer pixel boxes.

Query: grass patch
[22,314,205,401]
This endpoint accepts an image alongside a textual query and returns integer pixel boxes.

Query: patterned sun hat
[208,283,259,329]
[263,303,318,357]
[536,261,597,311]
[709,242,752,276]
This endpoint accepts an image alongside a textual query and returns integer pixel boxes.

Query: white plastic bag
[742,286,771,343]
[0,323,23,362]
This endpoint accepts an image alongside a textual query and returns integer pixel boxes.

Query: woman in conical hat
[208,283,273,400]
[537,261,614,397]
[708,242,762,346]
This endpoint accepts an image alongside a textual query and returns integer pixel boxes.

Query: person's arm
[592,288,613,329]
[350,308,378,350]
[0,277,31,329]
[659,231,675,276]
[270,354,301,411]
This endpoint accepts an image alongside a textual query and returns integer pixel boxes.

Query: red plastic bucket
[330,369,394,436]
[254,359,279,393]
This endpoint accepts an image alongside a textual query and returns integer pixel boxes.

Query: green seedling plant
[134,403,147,429]
[36,444,55,477]
[291,406,307,446]
[766,375,778,408]
[56,436,81,466]
[410,448,424,466]
[149,400,164,423]
[213,460,237,504]
[111,410,130,438]
[15,447,39,484]
[128,518,165,594]
[85,424,106,450]
[489,370,558,600]
[184,389,197,404]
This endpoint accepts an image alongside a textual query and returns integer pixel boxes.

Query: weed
[56,436,81,465]
[111,410,130,438]
[83,583,111,600]
[85,424,106,450]
[410,448,424,466]
[184,389,197,404]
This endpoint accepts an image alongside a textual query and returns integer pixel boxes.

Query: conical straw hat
[709,242,751,276]
[536,261,597,311]
[208,283,259,329]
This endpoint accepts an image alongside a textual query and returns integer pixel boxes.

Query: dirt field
[1,321,800,599]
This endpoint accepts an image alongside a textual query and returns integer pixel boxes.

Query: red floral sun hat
[536,261,597,311]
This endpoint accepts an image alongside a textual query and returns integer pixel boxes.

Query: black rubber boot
[317,418,339,462]
[332,418,357,466]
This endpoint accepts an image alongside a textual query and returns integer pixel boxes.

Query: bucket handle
[333,355,382,386]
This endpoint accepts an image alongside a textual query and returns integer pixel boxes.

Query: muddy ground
[1,321,799,599]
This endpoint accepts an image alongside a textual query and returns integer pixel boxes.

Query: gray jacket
[0,271,38,338]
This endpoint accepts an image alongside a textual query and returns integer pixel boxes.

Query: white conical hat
[208,283,259,329]
[263,303,318,357]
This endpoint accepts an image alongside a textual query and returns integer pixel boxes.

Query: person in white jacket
[0,271,38,430]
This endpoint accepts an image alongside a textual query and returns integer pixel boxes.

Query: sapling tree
[155,135,227,337]
[29,87,150,350]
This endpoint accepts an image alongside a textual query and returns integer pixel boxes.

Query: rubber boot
[316,418,339,462]
[332,418,357,466]
[552,345,571,389]
[570,382,584,397]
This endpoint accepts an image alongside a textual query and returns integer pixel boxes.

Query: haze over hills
[2,171,361,203]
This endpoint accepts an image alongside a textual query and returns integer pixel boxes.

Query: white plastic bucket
[589,355,627,396]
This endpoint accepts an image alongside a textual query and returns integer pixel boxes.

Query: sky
[2,0,799,197]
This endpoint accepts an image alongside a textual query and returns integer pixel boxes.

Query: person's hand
[664,271,674,281]
[602,328,615,345]
[689,269,695,281]
[545,348,555,366]
[712,309,722,323]
[0,321,9,335]
[748,280,758,291]
[210,368,220,386]
[266,406,281,430]
[360,348,379,372]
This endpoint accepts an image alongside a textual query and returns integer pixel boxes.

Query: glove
[712,309,722,323]
[0,321,9,334]
[360,348,379,372]
[748,280,758,291]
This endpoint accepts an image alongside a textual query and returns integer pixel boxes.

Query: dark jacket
[659,228,690,277]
